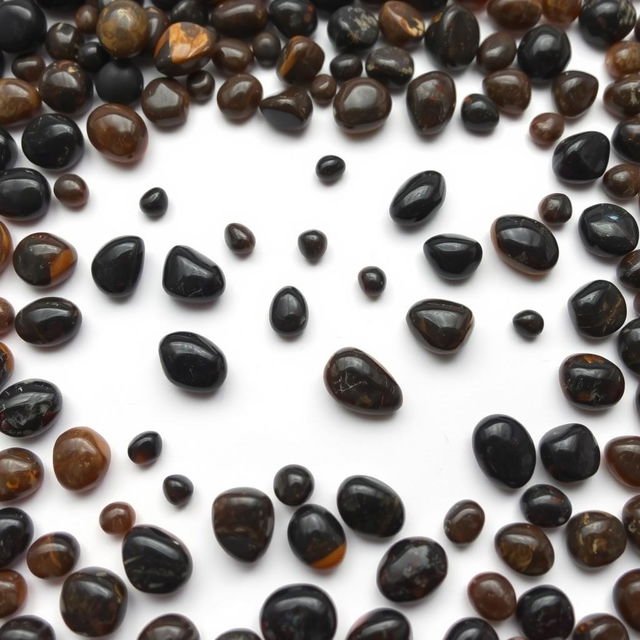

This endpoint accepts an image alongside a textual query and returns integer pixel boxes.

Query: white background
[2,6,640,638]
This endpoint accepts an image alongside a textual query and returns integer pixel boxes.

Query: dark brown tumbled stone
[0,448,43,502]
[604,75,640,119]
[614,570,640,631]
[54,174,89,208]
[605,436,640,488]
[217,73,262,121]
[0,299,13,336]
[444,500,484,544]
[560,353,625,410]
[378,1,424,47]
[260,86,313,131]
[27,532,79,579]
[573,614,630,640]
[225,222,255,256]
[468,572,516,621]
[406,71,455,135]
[407,299,473,354]
[39,61,92,114]
[604,164,640,199]
[276,35,324,84]
[495,523,554,576]
[213,38,254,74]
[566,511,626,568]
[87,103,148,164]
[530,112,564,146]
[99,502,135,535]
[210,0,268,37]
[11,53,45,83]
[53,427,110,491]
[553,71,598,118]
[13,233,77,288]
[0,343,12,389]
[623,495,640,550]
[97,0,149,58]
[606,41,640,80]
[483,70,531,116]
[542,0,580,23]
[477,31,516,74]
[141,77,190,128]
[487,0,542,30]
[0,78,42,126]
[334,78,391,134]
[310,74,336,105]
[0,570,26,617]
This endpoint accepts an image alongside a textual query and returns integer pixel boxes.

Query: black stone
[159,331,227,393]
[15,297,81,347]
[461,94,499,133]
[128,431,162,466]
[298,230,327,261]
[617,250,640,289]
[516,586,575,640]
[224,222,255,256]
[274,464,314,506]
[517,25,571,80]
[260,584,337,640]
[0,616,55,640]
[579,203,639,258]
[330,53,362,81]
[328,6,378,52]
[365,46,414,90]
[316,155,345,182]
[358,266,386,298]
[139,614,200,640]
[377,537,447,602]
[140,186,168,218]
[288,504,346,569]
[163,474,193,507]
[473,414,536,489]
[423,234,482,280]
[122,525,192,594]
[45,22,82,60]
[170,0,208,24]
[252,32,281,67]
[0,129,18,172]
[347,609,411,640]
[0,0,46,53]
[260,86,313,131]
[216,630,261,640]
[0,379,61,439]
[389,170,445,228]
[539,423,600,482]
[552,132,610,183]
[613,119,640,164]
[77,41,111,73]
[443,618,498,640]
[91,236,145,298]
[0,168,51,222]
[337,475,404,537]
[560,353,625,410]
[618,318,640,374]
[568,280,627,338]
[0,507,33,567]
[21,114,84,172]
[407,299,473,354]
[96,61,144,106]
[163,245,226,303]
[269,286,308,336]
[425,4,479,71]
[513,310,544,338]
[269,0,317,37]
[520,484,572,528]
[579,0,636,48]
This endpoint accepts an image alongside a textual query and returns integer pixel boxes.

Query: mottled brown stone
[53,427,111,492]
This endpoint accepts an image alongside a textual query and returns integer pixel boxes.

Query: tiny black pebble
[298,229,327,262]
[140,187,168,218]
[128,431,163,466]
[316,155,345,182]
[358,266,386,298]
[163,474,194,507]
[513,310,544,338]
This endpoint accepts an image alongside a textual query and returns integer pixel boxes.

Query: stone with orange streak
[154,22,216,76]
[0,448,43,502]
[13,232,77,288]
[276,35,324,84]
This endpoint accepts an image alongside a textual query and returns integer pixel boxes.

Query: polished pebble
[187,70,215,103]
[520,484,571,528]
[358,266,386,298]
[0,0,46,53]
[530,113,565,146]
[269,286,308,337]
[0,299,13,336]
[572,614,630,640]
[334,78,391,134]
[425,4,479,71]
[614,570,640,631]
[0,508,32,568]
[346,608,411,640]
[606,41,640,79]
[477,31,516,74]
[128,431,162,465]
[495,523,554,576]
[605,436,640,488]
[274,464,314,506]
[579,0,636,48]
[0,448,43,503]
[516,586,574,640]
[619,317,640,374]
[96,0,149,58]
[141,78,190,128]
[310,74,337,105]
[224,222,255,256]
[365,46,413,90]
[0,380,61,439]
[163,245,225,303]
[75,4,99,33]
[482,70,531,115]
[316,155,345,183]
[389,170,445,227]
[15,297,81,347]
[27,532,79,579]
[210,0,268,37]
[13,233,77,288]
[579,203,638,258]
[378,1,424,47]
[298,230,326,262]
[468,573,516,621]
[213,38,254,74]
[140,186,167,218]
[554,72,598,119]
[517,24,570,80]
[330,53,362,81]
[568,280,626,338]
[604,164,640,200]
[566,511,626,568]
[0,616,55,640]
[87,104,147,164]
[21,114,84,171]
[99,502,135,535]
[39,61,92,115]
[604,75,640,119]
[461,94,499,133]
[0,79,42,127]
[513,310,544,338]
[54,174,88,208]
[406,71,455,135]
[0,343,13,389]
[45,22,83,61]
[139,614,200,640]
[0,570,26,617]
[623,495,640,550]
[163,474,193,507]
[252,31,281,67]
[423,234,482,280]
[560,353,625,410]
[407,299,473,354]
[487,0,542,29]
[53,427,110,491]
[77,41,110,73]
[95,61,144,106]
[277,35,324,84]
[260,87,313,131]
[539,193,571,225]
[328,6,378,52]
[553,131,610,183]
[0,169,50,222]
[540,423,601,483]
[269,0,316,38]
[91,236,144,298]
[0,130,17,173]
[154,22,215,76]
[444,499,484,544]
[217,74,263,121]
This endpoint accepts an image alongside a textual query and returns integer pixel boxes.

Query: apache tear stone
[389,170,445,228]
[568,280,626,338]
[559,354,625,410]
[407,299,473,354]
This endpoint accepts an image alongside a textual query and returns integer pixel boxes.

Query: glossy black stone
[423,234,482,281]
[613,119,640,164]
[270,286,308,337]
[539,423,600,483]
[328,6,378,52]
[365,46,413,90]
[579,0,636,48]
[560,353,625,410]
[473,414,536,489]
[460,94,499,133]
[516,586,575,640]
[517,25,571,80]
[140,186,168,218]
[520,484,572,528]
[15,297,81,347]
[330,53,362,81]
[260,584,337,640]
[216,630,261,640]
[95,61,143,106]
[618,318,640,374]
[0,0,46,53]
[347,608,411,640]
[274,464,314,506]
[122,525,192,594]
[337,475,404,538]
[128,431,162,466]
[21,114,84,172]
[444,618,498,640]
[0,379,61,439]
[163,474,193,507]
[568,280,626,338]
[358,267,386,298]
[425,5,479,71]
[77,41,111,73]
[163,246,226,303]
[513,310,544,338]
[389,170,445,228]
[298,230,327,262]
[91,236,145,298]
[407,299,474,355]
[579,203,639,258]
[0,130,18,172]
[0,169,51,222]
[552,132,610,183]
[224,223,255,256]
[139,614,200,640]
[269,0,317,37]
[159,331,227,393]
[288,504,346,569]
[316,155,345,182]
[260,87,313,131]
[45,22,83,60]
[0,507,33,567]
[377,537,447,602]
[0,616,55,640]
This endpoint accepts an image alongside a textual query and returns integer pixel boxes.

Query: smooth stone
[0,448,43,502]
[54,174,89,208]
[0,570,27,617]
[187,70,215,103]
[378,1,424,47]
[127,431,162,465]
[288,504,346,569]
[96,0,149,58]
[298,229,326,261]
[212,38,254,74]
[43,22,81,60]
[406,72,455,135]
[159,331,227,393]
[139,614,200,640]
[566,511,626,568]
[0,0,46,53]
[252,31,281,66]
[337,475,404,537]
[141,78,189,127]
[95,60,143,106]
[0,130,17,172]
[377,537,447,602]
[11,53,45,84]
[145,7,169,51]
[0,342,12,388]
[91,236,144,298]
[0,299,13,336]
[491,216,559,275]
[487,0,542,29]
[269,286,308,336]
[276,35,324,84]
[210,0,267,37]
[520,484,572,527]
[316,155,345,182]
[614,570,640,631]
[542,0,580,22]
[539,423,600,482]
[606,41,640,79]
[482,70,531,115]
[613,119,640,164]
[461,94,499,133]
[0,222,10,275]
[573,615,630,640]
[163,245,225,303]
[517,25,570,80]
[154,22,215,76]
[269,0,316,38]
[473,414,536,489]
[0,79,42,128]
[539,193,571,225]
[579,0,636,48]
[330,53,362,81]
[0,507,33,567]
[0,380,61,439]
[530,112,565,146]
[553,71,598,118]
[0,169,50,222]
[468,572,516,621]
[516,586,574,640]
[27,532,79,578]
[513,310,544,338]
[623,495,640,549]
[605,436,640,488]
[140,186,167,218]
[323,347,402,415]
[389,170,445,228]
[579,203,638,257]
[75,5,99,33]
[603,164,640,200]
[495,523,554,576]
[346,608,411,640]
[163,474,193,507]
[260,86,313,131]
[406,299,473,354]
[328,6,378,52]
[358,266,386,298]
[365,46,414,90]
[477,32,516,74]
[216,631,261,640]
[604,75,640,119]
[224,222,255,256]
[552,132,610,183]
[274,464,314,506]
[123,525,192,593]
[15,297,81,347]
[21,114,83,171]
[425,5,479,71]
[568,280,626,338]
[560,354,625,410]
[0,616,55,640]
[87,104,148,164]
[13,233,77,288]
[443,499,484,544]
[77,41,110,73]
[334,78,391,134]
[53,427,110,491]
[99,502,135,535]
[39,61,93,115]
[60,568,127,637]
[444,619,497,640]
[260,584,336,640]
[217,74,263,121]
[310,74,336,105]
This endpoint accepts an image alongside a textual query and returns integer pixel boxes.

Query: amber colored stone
[53,427,111,492]
[560,354,625,410]
[76,4,99,33]
[606,42,640,80]
[217,74,263,121]
[0,299,13,337]
[477,32,516,74]
[310,74,337,106]
[15,297,81,347]
[99,502,135,535]
[530,113,565,146]
[0,448,43,502]
[468,572,516,621]
[566,511,626,568]
[0,223,11,277]
[483,70,531,115]
[97,0,149,58]
[334,78,391,134]
[0,570,26,617]
[605,436,640,488]
[154,22,215,76]
[54,174,89,208]
[27,532,79,579]
[573,614,630,640]
[0,78,41,126]
[604,164,640,199]
[542,0,579,23]
[141,78,190,128]
[0,342,12,389]
[487,0,542,30]
[277,35,324,84]
[288,504,346,569]
[39,61,92,114]
[604,75,640,119]
[444,499,485,544]
[614,570,640,631]
[87,104,148,164]
[13,233,77,289]
[11,53,45,83]
[379,1,424,47]
[553,71,598,118]
[495,523,554,576]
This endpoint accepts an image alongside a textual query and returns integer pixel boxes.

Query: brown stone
[97,0,149,58]
[566,511,627,568]
[443,499,484,544]
[11,54,46,84]
[0,570,26,617]
[603,164,640,200]
[0,343,13,389]
[310,74,336,106]
[553,71,599,118]
[54,174,89,208]
[0,79,41,126]
[53,427,111,492]
[277,35,324,84]
[0,299,14,336]
[495,522,554,576]
[406,71,455,135]
[334,78,391,134]
[542,0,580,23]
[530,112,564,146]
[614,570,640,631]
[145,6,170,55]
[607,42,640,80]
[75,4,99,33]
[154,22,216,76]
[12,232,77,288]
[0,448,43,503]
[573,614,630,640]
[468,572,516,621]
[623,495,640,551]
[477,31,516,74]
[378,1,424,47]
[26,532,79,579]
[0,222,12,275]
[99,502,135,535]
[604,75,640,120]
[217,73,262,121]
[483,70,531,115]
[605,436,640,489]
[141,78,190,128]
[487,0,542,30]
[213,38,254,74]
[87,104,148,164]
[39,61,92,114]
[211,0,268,37]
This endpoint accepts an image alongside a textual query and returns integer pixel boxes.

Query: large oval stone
[560,353,625,410]
[0,379,62,439]
[425,4,479,70]
[406,299,473,354]
[15,297,81,347]
[389,170,445,228]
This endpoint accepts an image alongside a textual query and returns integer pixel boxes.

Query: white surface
[2,9,640,639]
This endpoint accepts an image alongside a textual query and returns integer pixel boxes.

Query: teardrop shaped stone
[324,347,402,415]
[260,86,313,131]
[15,297,81,347]
[269,286,308,337]
[407,299,473,354]
[425,5,479,71]
[406,71,456,136]
[212,487,275,562]
[91,236,145,297]
[0,168,51,222]
[495,523,554,576]
[568,280,626,338]
[559,353,625,410]
[13,232,77,288]
[389,170,445,228]
[347,608,411,640]
[491,216,559,275]
[0,379,61,439]
[163,245,226,303]
[423,234,482,280]
[122,525,192,593]
[552,71,598,118]
[552,131,610,183]
[159,331,227,393]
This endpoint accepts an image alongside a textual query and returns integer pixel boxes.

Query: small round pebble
[273,464,314,506]
[225,222,256,256]
[444,499,485,544]
[127,431,162,465]
[538,192,572,225]
[309,74,337,106]
[358,266,386,298]
[513,310,544,338]
[461,94,499,133]
[520,484,572,527]
[99,501,135,535]
[11,54,45,83]
[163,474,194,507]
[530,112,565,146]
[140,187,168,218]
[316,155,345,183]
[468,572,516,621]
[0,299,14,336]
[53,174,89,208]
[298,229,327,262]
